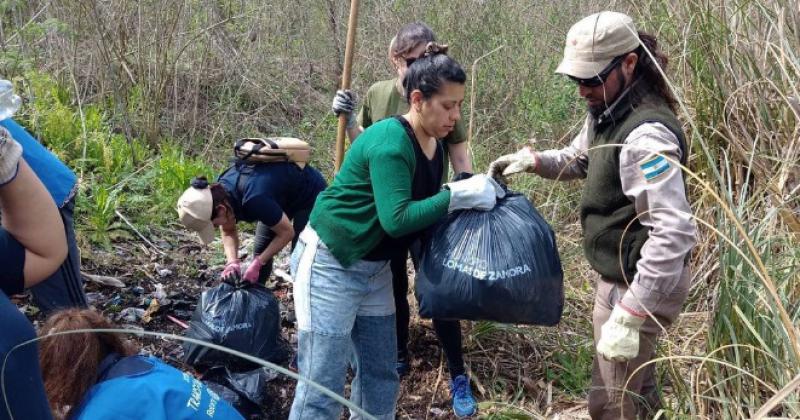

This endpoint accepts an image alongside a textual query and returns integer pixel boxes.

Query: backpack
[233,137,311,168]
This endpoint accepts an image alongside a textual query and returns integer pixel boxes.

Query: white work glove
[445,174,505,213]
[487,147,538,183]
[0,126,22,186]
[596,304,647,362]
[331,89,358,129]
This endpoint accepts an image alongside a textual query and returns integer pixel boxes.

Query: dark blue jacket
[218,161,326,227]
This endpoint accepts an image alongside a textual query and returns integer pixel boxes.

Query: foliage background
[1,0,798,417]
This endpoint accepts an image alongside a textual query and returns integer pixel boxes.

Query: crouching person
[289,44,504,419]
[0,80,87,314]
[39,309,244,419]
[177,160,326,284]
[0,126,67,420]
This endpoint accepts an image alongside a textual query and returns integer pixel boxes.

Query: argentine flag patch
[639,154,671,182]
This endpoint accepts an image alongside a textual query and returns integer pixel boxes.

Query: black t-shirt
[0,228,26,295]
[218,161,327,226]
[365,116,444,261]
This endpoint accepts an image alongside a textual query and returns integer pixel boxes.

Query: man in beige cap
[489,11,696,419]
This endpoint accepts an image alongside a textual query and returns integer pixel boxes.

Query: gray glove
[0,126,22,186]
[331,89,358,129]
[487,147,538,184]
[445,174,505,213]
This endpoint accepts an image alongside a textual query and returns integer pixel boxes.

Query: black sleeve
[0,228,26,295]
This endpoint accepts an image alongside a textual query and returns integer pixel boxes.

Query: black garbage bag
[415,190,564,325]
[203,366,277,419]
[182,281,287,370]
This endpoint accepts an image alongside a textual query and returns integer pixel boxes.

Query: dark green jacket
[580,85,686,282]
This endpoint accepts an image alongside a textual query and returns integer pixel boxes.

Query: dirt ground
[19,234,470,419]
[22,230,594,420]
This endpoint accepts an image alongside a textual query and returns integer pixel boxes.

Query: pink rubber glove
[221,260,241,281]
[242,258,264,284]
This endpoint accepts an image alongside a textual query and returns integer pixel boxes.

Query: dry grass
[1,0,798,418]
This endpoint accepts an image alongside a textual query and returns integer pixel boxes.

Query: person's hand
[445,174,505,213]
[596,304,646,362]
[221,260,241,282]
[0,126,22,186]
[242,258,264,284]
[331,89,358,129]
[487,147,538,183]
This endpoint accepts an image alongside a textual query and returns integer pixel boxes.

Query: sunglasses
[568,55,626,87]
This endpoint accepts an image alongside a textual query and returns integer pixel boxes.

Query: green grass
[545,341,593,397]
[15,72,218,246]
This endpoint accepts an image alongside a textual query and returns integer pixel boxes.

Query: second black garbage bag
[182,281,287,370]
[415,190,564,325]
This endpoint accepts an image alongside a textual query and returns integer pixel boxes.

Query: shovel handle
[334,0,360,172]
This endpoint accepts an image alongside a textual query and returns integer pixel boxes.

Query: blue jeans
[289,227,398,420]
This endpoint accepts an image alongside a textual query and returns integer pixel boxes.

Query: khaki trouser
[588,267,691,420]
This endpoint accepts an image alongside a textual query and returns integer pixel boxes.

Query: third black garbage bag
[203,366,277,419]
[182,281,287,370]
[415,190,564,325]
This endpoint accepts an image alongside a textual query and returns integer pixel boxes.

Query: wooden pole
[334,0,360,172]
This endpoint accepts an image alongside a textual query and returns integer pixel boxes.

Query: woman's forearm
[448,142,473,174]
[220,225,240,263]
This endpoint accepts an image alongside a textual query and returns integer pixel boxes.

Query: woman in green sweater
[289,45,503,420]
[332,23,479,418]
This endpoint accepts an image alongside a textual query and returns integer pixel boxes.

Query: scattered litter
[166,315,190,330]
[83,272,126,288]
[118,307,145,323]
[141,298,161,324]
[107,294,123,307]
[85,292,105,304]
[153,283,167,300]
[131,286,145,296]
[154,263,173,278]
[429,407,446,417]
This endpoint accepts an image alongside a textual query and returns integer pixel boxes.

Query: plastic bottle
[0,80,21,121]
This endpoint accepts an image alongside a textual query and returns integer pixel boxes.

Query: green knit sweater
[310,118,451,267]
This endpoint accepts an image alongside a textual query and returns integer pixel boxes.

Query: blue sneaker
[450,374,477,418]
